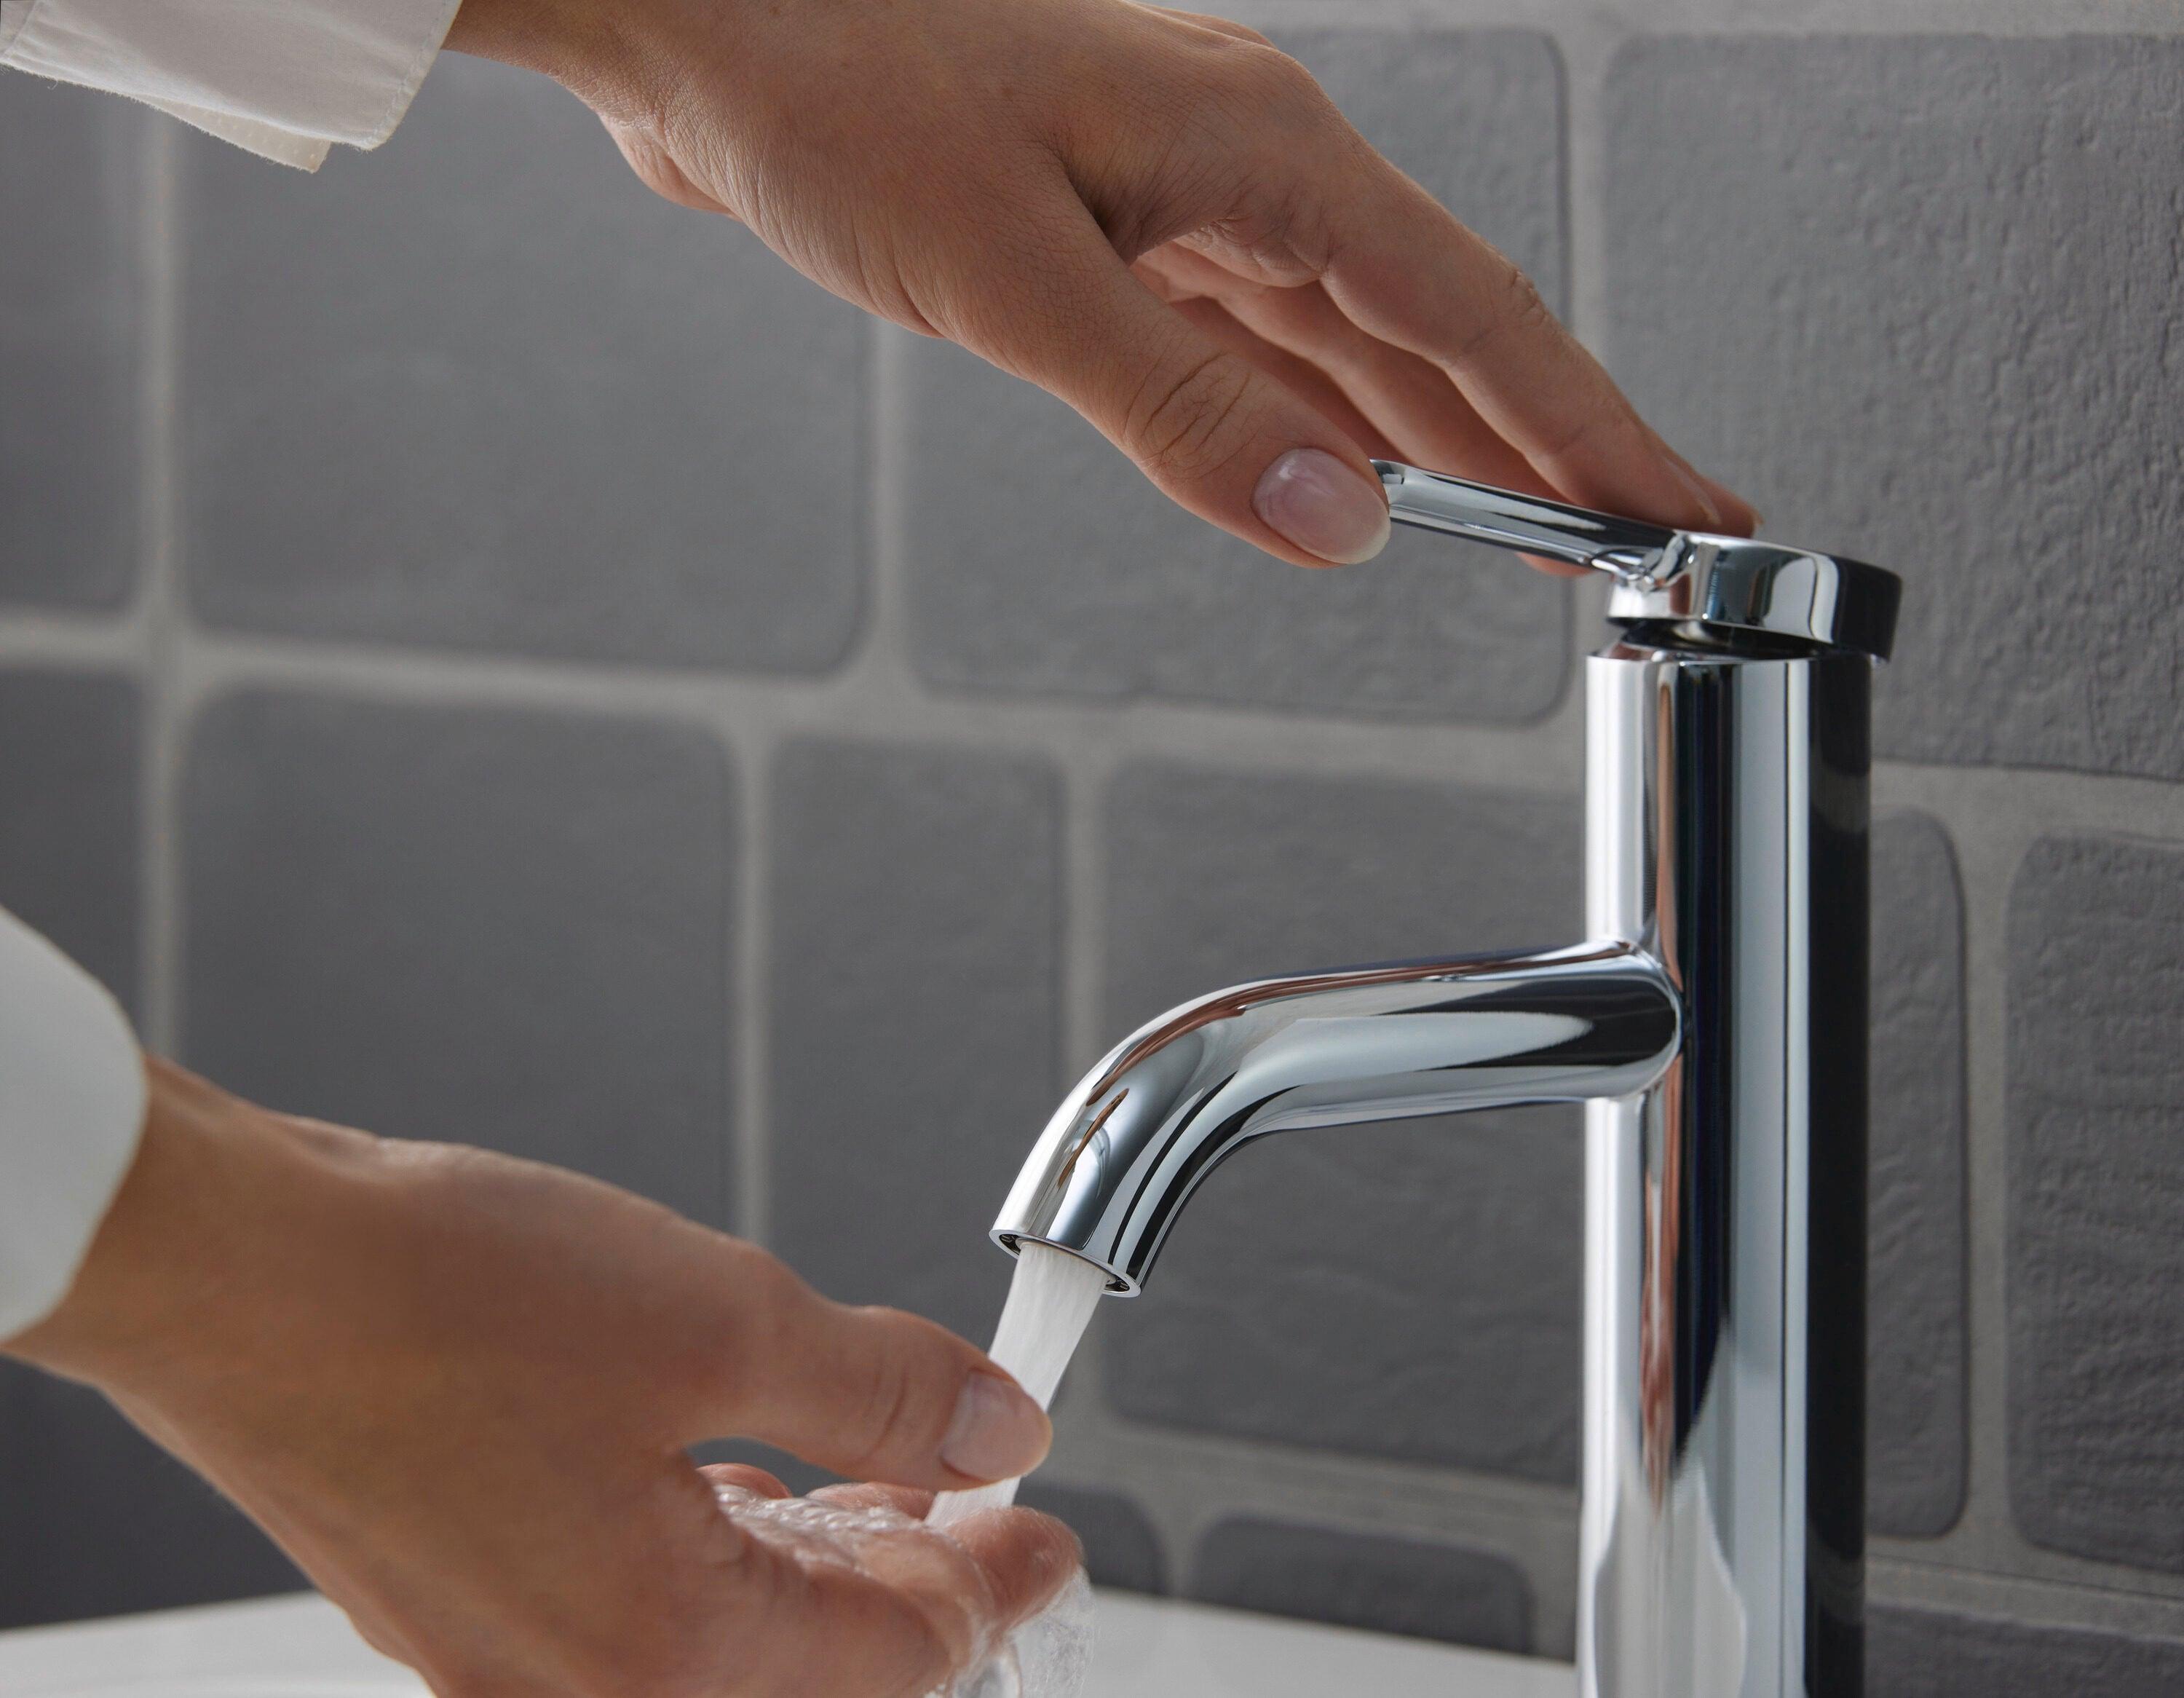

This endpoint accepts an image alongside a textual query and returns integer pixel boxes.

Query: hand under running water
[444,0,1757,572]
[7,1060,1078,1698]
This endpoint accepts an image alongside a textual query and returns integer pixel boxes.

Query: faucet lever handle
[1372,460,1902,661]
[1374,460,1674,579]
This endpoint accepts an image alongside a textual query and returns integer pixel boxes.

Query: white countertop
[0,1590,1578,1697]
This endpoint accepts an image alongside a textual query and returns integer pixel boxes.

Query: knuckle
[1176,36,1326,143]
[687,1239,812,1417]
[1167,8,1275,49]
[1233,40,1322,108]
[709,1238,792,1354]
[1126,349,1259,484]
[1450,256,1556,368]
[1503,262,1555,333]
[841,1311,936,1471]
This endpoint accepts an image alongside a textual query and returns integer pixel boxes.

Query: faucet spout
[992,941,1679,1294]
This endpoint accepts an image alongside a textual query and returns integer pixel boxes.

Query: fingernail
[1695,467,1765,533]
[1658,454,1726,530]
[941,1371,1051,1482]
[1253,448,1390,564]
[1705,478,1763,532]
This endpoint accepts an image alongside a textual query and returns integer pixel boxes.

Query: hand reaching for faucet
[4,1059,1080,1698]
[443,0,1755,570]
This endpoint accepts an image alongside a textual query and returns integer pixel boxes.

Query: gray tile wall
[1868,810,1969,1539]
[1191,1517,1535,1654]
[180,56,866,671]
[2008,837,2184,1575]
[1,81,142,610]
[1603,36,2184,782]
[181,690,736,1224]
[1868,1603,2184,1698]
[4,9,2183,1686]
[769,737,1062,1346]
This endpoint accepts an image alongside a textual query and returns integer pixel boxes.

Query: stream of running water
[927,1242,1110,1529]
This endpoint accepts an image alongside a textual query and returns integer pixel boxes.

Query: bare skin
[8,1060,1077,1697]
[443,0,1755,572]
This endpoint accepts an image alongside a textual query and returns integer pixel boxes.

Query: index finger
[1317,157,1758,533]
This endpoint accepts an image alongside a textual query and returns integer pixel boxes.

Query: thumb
[709,1255,1052,1492]
[958,204,1391,568]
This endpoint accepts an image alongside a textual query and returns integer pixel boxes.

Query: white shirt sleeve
[0,907,146,1343]
[0,0,464,170]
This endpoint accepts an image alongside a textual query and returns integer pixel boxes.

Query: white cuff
[0,0,465,170]
[0,906,146,1343]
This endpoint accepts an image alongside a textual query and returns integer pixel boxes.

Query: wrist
[444,0,663,118]
[4,1060,341,1396]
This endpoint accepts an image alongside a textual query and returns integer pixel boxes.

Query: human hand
[6,1059,1079,1697]
[443,0,1755,572]
[706,1472,1096,1698]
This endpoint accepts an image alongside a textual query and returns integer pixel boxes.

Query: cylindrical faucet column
[1578,640,1871,1698]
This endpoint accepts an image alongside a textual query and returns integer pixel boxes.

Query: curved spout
[992,941,1679,1294]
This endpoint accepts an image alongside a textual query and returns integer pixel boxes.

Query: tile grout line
[1556,11,1618,373]
[0,592,2175,838]
[28,623,1601,795]
[1958,829,2017,1577]
[1046,732,1123,1534]
[728,717,772,1245]
[1060,746,1117,1084]
[135,119,186,1057]
[1048,1407,1586,1657]
[1230,0,2178,36]
[1871,1552,2184,1638]
[1941,769,2027,1581]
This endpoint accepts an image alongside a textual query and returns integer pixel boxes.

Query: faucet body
[1578,638,1869,1698]
[993,467,1894,1697]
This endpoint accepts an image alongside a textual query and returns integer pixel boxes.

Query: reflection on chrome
[991,468,1898,1697]
[997,942,1680,1294]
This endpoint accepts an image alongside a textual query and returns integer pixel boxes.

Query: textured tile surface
[0,671,141,1011]
[1605,38,2184,779]
[0,78,141,609]
[1867,811,1968,1538]
[181,55,864,671]
[1868,1604,2184,1698]
[903,31,1571,722]
[1190,1517,1532,1654]
[2007,834,2184,1571]
[768,740,1061,1345]
[1101,764,1584,1481]
[1270,29,1566,317]
[1016,1481,1168,1595]
[183,692,734,1224]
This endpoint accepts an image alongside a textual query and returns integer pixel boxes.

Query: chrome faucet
[990,463,1902,1698]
